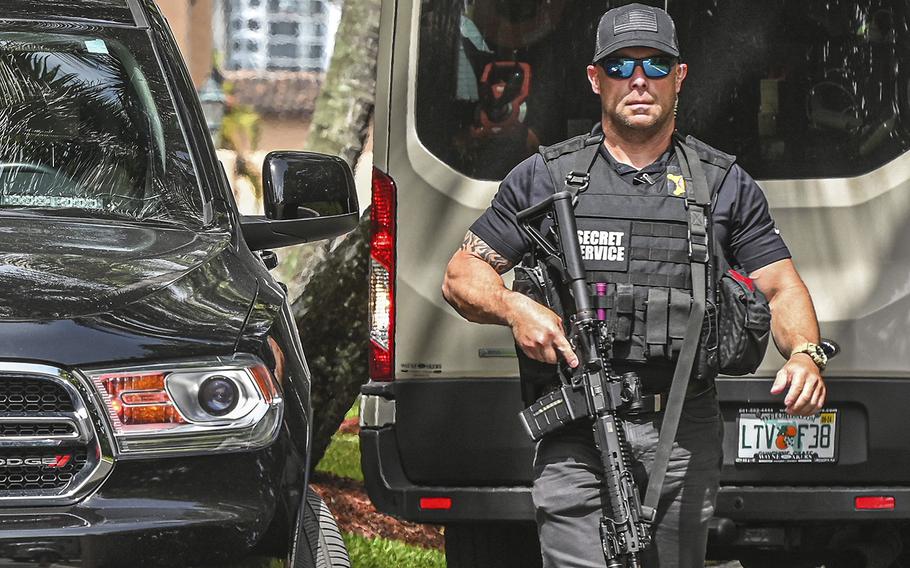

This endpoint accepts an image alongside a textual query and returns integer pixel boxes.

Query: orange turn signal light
[249,364,278,403]
[97,372,185,426]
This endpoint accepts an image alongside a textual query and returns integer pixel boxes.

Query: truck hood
[0,217,263,367]
[0,216,229,320]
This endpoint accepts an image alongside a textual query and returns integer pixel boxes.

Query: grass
[315,432,363,482]
[343,533,446,568]
[316,397,364,482]
[315,397,447,568]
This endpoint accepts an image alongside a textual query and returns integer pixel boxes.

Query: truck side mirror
[241,151,360,250]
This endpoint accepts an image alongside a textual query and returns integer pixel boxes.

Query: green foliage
[346,396,361,420]
[343,533,446,568]
[220,101,262,155]
[315,433,363,482]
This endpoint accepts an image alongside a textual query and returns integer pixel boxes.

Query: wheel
[289,487,350,568]
[445,522,542,568]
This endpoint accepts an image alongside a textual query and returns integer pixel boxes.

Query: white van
[364,1,910,566]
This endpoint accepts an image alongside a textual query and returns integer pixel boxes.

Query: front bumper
[0,439,300,567]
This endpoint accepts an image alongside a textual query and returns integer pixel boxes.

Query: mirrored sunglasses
[598,56,677,79]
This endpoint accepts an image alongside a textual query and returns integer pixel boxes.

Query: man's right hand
[505,293,579,368]
[442,231,577,368]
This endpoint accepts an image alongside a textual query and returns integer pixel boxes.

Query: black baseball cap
[593,3,679,62]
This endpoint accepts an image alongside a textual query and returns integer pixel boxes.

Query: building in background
[224,0,342,71]
[158,0,215,88]
[223,70,322,151]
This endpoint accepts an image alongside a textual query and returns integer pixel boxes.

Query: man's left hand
[770,354,826,416]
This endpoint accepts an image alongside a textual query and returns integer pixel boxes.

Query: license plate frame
[736,407,839,464]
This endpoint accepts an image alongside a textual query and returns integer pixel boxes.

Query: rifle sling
[642,138,711,514]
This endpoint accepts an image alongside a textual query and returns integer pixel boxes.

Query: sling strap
[563,138,601,199]
[642,135,712,512]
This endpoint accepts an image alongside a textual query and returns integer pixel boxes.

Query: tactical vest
[516,131,735,397]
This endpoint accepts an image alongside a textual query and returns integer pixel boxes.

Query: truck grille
[0,378,74,413]
[0,449,89,491]
[0,366,112,505]
[1,421,77,438]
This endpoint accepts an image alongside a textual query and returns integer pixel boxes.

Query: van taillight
[369,167,396,381]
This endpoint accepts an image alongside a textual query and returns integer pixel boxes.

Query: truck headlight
[85,354,283,458]
[197,376,240,416]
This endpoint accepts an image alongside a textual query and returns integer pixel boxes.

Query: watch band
[791,342,827,371]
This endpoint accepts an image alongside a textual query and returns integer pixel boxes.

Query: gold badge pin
[667,174,686,197]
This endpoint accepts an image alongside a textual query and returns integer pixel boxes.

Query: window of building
[267,0,301,10]
[308,44,324,58]
[269,43,299,59]
[247,19,261,31]
[267,63,302,71]
[270,22,300,36]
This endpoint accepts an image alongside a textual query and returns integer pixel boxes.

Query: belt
[626,381,716,416]
[538,378,714,416]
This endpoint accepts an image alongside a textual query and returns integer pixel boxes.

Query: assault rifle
[516,190,655,568]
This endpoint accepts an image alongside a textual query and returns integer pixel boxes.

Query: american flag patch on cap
[614,9,659,34]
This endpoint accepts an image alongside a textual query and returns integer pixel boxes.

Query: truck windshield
[416,0,910,181]
[0,29,204,226]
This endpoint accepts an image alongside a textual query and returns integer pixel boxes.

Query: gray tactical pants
[532,388,724,568]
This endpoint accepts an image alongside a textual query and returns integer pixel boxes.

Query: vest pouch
[717,269,771,375]
[512,264,559,404]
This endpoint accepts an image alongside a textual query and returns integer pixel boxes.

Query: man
[442,4,827,568]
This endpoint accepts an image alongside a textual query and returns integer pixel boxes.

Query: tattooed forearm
[461,231,514,274]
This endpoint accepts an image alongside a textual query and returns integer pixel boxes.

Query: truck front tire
[445,522,542,568]
[290,487,351,568]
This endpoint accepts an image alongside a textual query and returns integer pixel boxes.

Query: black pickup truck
[362,1,910,567]
[0,1,356,566]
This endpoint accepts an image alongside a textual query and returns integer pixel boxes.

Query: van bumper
[360,426,535,523]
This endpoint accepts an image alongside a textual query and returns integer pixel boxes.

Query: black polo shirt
[470,144,790,274]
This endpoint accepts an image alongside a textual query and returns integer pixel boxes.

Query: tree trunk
[290,0,380,469]
[305,0,379,165]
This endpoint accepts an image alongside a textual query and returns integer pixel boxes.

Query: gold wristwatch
[791,342,827,371]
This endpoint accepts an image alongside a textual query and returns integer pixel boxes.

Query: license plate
[736,408,838,464]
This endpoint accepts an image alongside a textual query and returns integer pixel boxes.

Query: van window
[0,30,204,226]
[416,1,910,181]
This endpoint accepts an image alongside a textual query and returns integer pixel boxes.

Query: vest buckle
[689,231,709,263]
[688,207,709,264]
[565,171,590,194]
